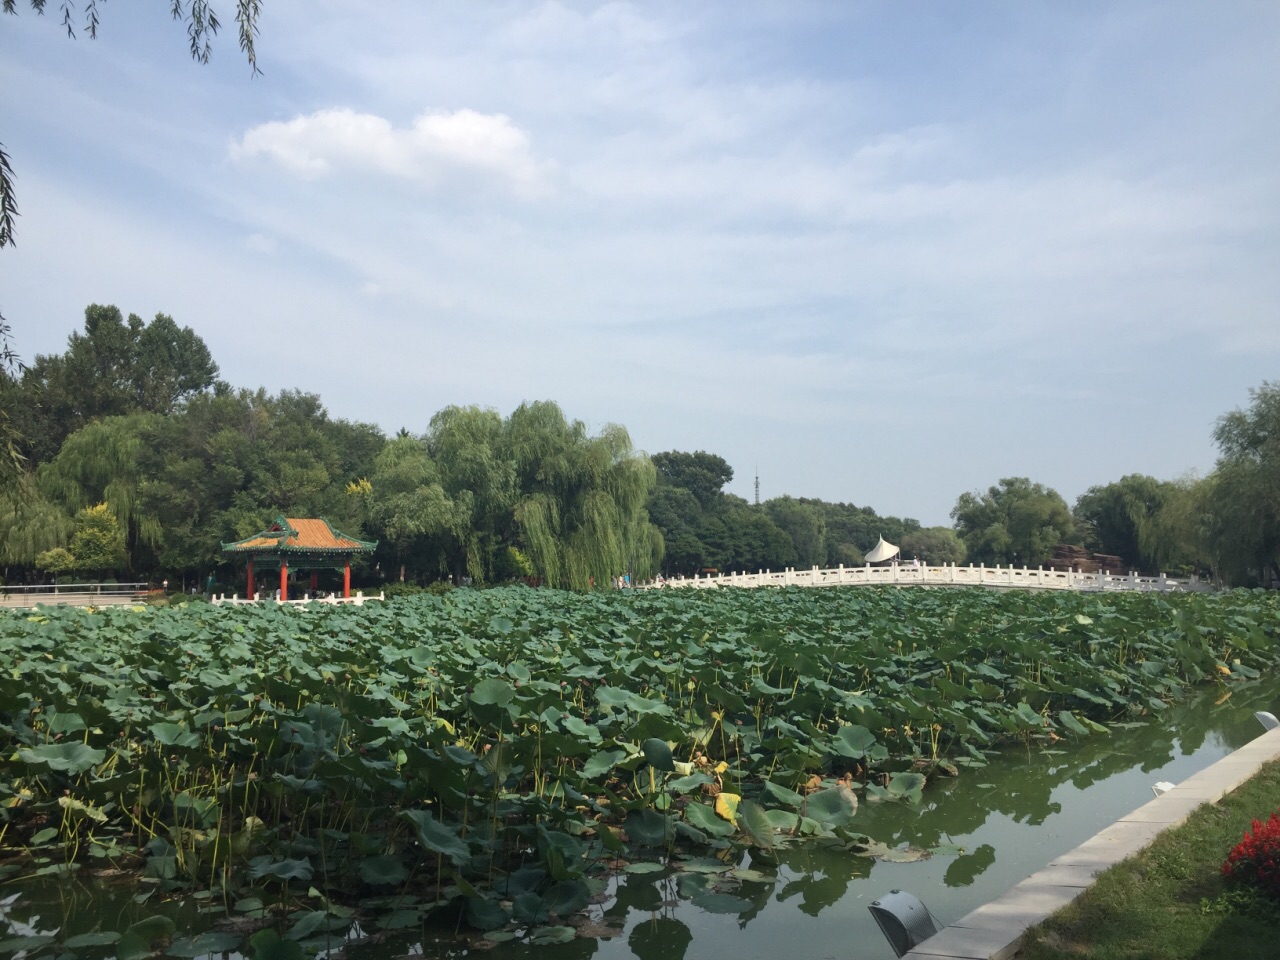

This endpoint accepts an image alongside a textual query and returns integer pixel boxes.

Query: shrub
[382,581,425,599]
[1222,811,1280,899]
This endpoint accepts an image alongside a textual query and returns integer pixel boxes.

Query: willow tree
[1211,382,1280,585]
[36,413,165,569]
[426,405,515,584]
[506,402,661,590]
[364,435,472,583]
[1137,474,1227,583]
[0,473,72,567]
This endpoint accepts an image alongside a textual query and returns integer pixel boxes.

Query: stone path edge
[900,724,1280,960]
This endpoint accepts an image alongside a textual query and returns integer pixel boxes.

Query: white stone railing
[640,563,1207,594]
[0,582,152,609]
[212,591,385,607]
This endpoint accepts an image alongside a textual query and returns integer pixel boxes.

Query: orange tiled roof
[223,517,376,554]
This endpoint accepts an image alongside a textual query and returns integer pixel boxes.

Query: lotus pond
[2,586,1279,959]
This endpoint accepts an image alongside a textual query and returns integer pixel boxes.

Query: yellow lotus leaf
[715,792,741,827]
[1216,664,1231,675]
[714,761,729,774]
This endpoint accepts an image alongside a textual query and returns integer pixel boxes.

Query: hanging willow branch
[1,2,263,246]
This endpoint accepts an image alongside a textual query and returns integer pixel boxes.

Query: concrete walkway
[903,724,1280,960]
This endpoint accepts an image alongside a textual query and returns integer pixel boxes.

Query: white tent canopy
[864,536,900,563]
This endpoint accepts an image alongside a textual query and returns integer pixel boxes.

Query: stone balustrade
[640,562,1205,594]
[211,591,385,607]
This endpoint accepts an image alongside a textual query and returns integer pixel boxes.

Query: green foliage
[67,502,126,574]
[651,451,734,509]
[2,585,1277,947]
[1209,382,1280,586]
[34,545,76,574]
[11,306,218,464]
[0,473,73,565]
[901,526,967,565]
[1074,474,1173,571]
[764,496,826,567]
[1022,760,1280,960]
[952,477,1076,566]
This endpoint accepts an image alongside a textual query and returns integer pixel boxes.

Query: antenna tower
[754,467,760,506]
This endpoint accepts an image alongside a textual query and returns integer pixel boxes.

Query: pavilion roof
[222,517,377,556]
[864,536,900,563]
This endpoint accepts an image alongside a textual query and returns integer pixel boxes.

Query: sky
[2,1,1278,527]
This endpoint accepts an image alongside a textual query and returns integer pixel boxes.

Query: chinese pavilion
[221,517,377,601]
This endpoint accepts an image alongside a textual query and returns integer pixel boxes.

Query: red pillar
[343,562,351,598]
[310,571,319,596]
[247,558,255,600]
[280,560,288,602]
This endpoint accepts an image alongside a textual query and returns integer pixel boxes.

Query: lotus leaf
[19,742,106,774]
[359,854,409,885]
[401,809,470,866]
[116,916,176,960]
[684,801,736,838]
[832,723,877,759]
[248,928,305,960]
[530,925,576,944]
[714,792,741,826]
[150,722,201,748]
[693,892,752,914]
[63,931,123,948]
[470,678,515,706]
[248,856,314,882]
[625,808,674,846]
[464,897,508,931]
[641,737,675,771]
[804,785,858,827]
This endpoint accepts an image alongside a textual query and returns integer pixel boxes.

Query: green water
[3,682,1277,960]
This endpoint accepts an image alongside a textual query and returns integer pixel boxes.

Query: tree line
[2,306,1277,589]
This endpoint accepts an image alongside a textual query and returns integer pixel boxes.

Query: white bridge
[644,562,1205,593]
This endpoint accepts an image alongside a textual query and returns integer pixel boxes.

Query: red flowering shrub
[1221,811,1280,899]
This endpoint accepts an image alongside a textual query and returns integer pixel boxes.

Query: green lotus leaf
[625,808,674,846]
[400,809,470,865]
[464,897,508,931]
[1057,709,1090,736]
[359,854,410,886]
[542,880,591,918]
[668,772,713,792]
[683,801,735,838]
[887,772,926,802]
[247,856,314,882]
[63,932,122,948]
[581,748,628,778]
[470,678,515,706]
[641,738,675,771]
[150,722,202,748]
[832,723,876,759]
[530,926,576,945]
[19,742,106,775]
[736,799,776,851]
[166,932,242,957]
[692,893,752,914]
[247,928,305,960]
[116,916,176,960]
[761,780,805,809]
[803,785,858,827]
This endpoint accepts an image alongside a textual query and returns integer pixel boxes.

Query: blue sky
[2,1,1277,527]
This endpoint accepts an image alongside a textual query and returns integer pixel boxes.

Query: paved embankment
[0,593,144,610]
[903,725,1280,960]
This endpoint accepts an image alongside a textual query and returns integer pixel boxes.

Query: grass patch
[1020,759,1280,960]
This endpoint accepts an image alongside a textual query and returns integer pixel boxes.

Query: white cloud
[229,107,549,194]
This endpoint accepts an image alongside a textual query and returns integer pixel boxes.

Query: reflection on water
[3,683,1277,960]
